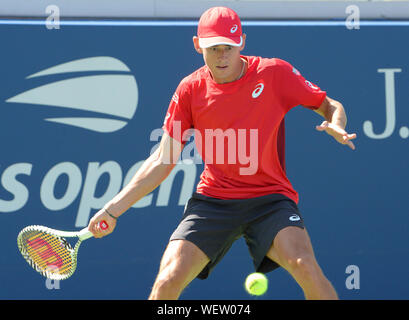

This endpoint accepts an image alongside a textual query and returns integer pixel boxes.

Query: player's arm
[314,96,357,150]
[88,132,183,237]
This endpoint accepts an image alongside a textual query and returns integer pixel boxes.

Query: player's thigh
[266,226,317,270]
[158,239,210,285]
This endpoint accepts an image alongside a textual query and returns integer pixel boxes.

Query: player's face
[202,45,243,83]
[193,35,246,84]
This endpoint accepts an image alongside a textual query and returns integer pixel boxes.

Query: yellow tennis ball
[245,272,268,296]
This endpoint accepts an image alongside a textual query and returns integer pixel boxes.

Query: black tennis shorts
[169,192,305,279]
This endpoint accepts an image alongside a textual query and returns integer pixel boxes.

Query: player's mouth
[216,65,228,69]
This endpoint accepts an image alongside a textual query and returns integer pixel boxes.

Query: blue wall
[0,20,408,300]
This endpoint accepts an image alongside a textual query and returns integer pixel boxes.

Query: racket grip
[100,220,109,230]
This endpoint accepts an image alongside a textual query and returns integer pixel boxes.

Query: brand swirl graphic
[5,56,138,133]
[252,82,264,98]
[304,80,318,90]
[289,214,301,221]
[230,24,238,33]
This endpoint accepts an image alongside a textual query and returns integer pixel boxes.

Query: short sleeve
[275,59,326,111]
[162,80,193,144]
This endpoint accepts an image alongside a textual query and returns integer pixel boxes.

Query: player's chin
[213,67,233,82]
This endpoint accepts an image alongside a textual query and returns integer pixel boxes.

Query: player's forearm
[103,149,176,218]
[322,98,347,129]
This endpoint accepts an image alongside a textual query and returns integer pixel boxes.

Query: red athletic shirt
[162,56,326,203]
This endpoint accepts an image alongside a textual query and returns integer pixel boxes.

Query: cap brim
[198,36,242,48]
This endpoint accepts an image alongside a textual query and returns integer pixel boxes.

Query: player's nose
[216,47,230,59]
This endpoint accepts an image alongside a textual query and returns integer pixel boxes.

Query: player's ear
[193,36,203,54]
[240,33,246,51]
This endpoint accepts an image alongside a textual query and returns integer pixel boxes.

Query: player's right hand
[315,120,357,150]
[88,209,117,238]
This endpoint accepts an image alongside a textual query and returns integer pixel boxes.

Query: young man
[88,7,356,300]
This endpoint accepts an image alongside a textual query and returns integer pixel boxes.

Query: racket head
[17,225,79,280]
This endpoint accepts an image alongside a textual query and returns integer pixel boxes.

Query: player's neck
[236,58,246,81]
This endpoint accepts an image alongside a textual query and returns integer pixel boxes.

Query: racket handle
[99,220,109,230]
[79,220,109,240]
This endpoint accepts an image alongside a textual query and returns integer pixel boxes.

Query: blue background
[0,21,408,299]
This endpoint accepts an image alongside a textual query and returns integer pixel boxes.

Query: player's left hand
[316,121,357,150]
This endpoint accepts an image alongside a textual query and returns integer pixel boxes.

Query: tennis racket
[17,221,108,280]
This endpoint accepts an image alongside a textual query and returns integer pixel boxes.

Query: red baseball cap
[197,7,243,48]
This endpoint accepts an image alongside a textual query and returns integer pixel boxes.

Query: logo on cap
[197,7,243,48]
[230,24,238,33]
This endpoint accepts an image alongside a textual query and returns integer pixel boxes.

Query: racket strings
[21,230,74,276]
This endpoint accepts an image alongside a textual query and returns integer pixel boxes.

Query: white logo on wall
[5,56,138,133]
[0,57,196,226]
[363,68,407,139]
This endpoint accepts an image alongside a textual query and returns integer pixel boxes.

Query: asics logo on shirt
[252,83,264,98]
[230,24,238,33]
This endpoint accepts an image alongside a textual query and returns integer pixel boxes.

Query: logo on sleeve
[163,112,171,125]
[305,80,318,90]
[292,67,301,76]
[172,93,179,104]
[252,82,264,99]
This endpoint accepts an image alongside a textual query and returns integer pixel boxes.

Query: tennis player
[88,6,356,300]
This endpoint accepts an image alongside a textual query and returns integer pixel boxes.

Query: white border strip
[0,19,409,27]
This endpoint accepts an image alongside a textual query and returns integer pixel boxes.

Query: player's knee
[286,254,319,280]
[153,264,188,294]
[153,276,180,295]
